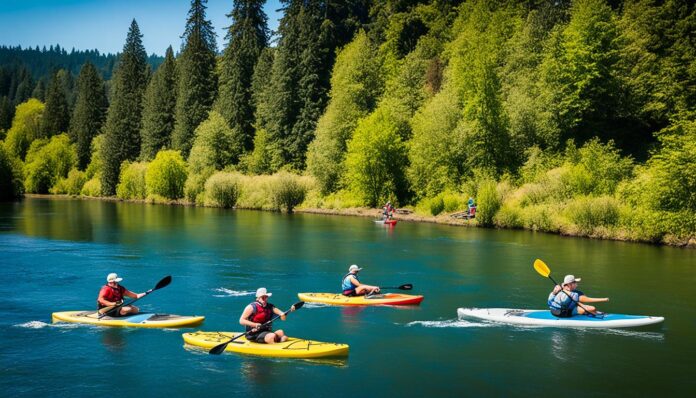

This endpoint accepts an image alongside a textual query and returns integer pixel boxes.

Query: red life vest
[98,284,125,308]
[246,301,274,332]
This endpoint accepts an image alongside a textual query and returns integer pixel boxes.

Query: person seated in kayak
[342,264,380,296]
[239,288,295,344]
[547,275,609,317]
[382,201,396,220]
[97,273,145,316]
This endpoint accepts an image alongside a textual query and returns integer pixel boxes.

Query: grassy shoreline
[23,193,695,248]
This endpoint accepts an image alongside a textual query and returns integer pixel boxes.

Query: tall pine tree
[141,46,177,160]
[216,0,268,152]
[172,0,218,157]
[101,20,149,195]
[70,62,107,170]
[41,70,70,137]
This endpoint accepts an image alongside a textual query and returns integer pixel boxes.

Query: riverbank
[23,194,695,248]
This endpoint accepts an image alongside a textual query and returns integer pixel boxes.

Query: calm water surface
[0,197,694,397]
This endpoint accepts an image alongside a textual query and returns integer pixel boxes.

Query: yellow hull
[182,331,349,358]
[298,292,424,306]
[52,311,205,328]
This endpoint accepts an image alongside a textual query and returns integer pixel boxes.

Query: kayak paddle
[533,259,601,317]
[98,275,172,319]
[209,301,305,355]
[380,284,413,290]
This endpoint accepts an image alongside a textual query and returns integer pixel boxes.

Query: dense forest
[1,0,694,246]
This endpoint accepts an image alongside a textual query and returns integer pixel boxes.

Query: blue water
[0,197,694,397]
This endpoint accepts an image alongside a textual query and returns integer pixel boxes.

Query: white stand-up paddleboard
[457,308,664,328]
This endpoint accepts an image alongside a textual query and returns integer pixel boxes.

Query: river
[0,197,693,397]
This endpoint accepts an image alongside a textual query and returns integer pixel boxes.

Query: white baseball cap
[256,287,272,298]
[348,264,362,272]
[562,275,581,285]
[107,273,123,283]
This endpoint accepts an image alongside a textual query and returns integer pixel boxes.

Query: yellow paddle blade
[533,259,551,277]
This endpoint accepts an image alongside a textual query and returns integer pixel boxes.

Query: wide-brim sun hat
[256,287,272,298]
[107,273,123,283]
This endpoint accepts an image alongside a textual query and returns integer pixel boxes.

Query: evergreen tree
[251,47,275,132]
[172,0,218,157]
[216,0,268,152]
[141,46,177,160]
[70,62,107,170]
[41,70,71,137]
[0,96,13,133]
[101,20,149,195]
[13,67,34,104]
[31,79,46,101]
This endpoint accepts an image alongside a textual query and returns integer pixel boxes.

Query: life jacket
[548,289,580,312]
[246,301,275,333]
[97,284,126,308]
[342,273,358,295]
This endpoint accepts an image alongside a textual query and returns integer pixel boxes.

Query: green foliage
[306,30,383,194]
[172,0,218,157]
[116,161,148,200]
[51,168,87,195]
[344,108,408,207]
[24,134,75,193]
[269,171,307,212]
[562,139,633,196]
[618,121,696,213]
[70,62,107,170]
[538,0,622,145]
[4,99,45,160]
[0,143,24,199]
[145,149,187,200]
[101,20,150,195]
[564,196,620,235]
[476,179,501,227]
[216,0,268,152]
[141,46,177,160]
[184,167,213,204]
[204,171,241,208]
[41,69,71,137]
[238,127,281,175]
[188,111,243,174]
[85,134,104,179]
[80,176,102,197]
[407,87,464,199]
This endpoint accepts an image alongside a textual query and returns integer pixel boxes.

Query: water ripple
[212,288,255,297]
[405,319,496,328]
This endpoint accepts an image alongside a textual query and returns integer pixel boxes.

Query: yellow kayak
[182,331,349,358]
[298,292,424,306]
[52,311,205,328]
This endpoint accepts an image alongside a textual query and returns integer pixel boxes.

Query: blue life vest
[342,273,358,293]
[548,289,580,311]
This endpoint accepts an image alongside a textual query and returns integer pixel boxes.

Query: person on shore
[547,275,609,317]
[97,273,145,316]
[239,288,295,344]
[467,197,476,218]
[342,264,380,296]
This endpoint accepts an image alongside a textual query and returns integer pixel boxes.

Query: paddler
[342,264,380,296]
[547,275,609,317]
[239,288,295,344]
[97,273,145,316]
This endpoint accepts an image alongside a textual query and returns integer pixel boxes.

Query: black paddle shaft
[99,276,172,319]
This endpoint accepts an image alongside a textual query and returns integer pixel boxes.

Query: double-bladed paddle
[98,275,172,319]
[209,301,305,355]
[533,259,601,317]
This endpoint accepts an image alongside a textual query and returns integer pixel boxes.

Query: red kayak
[374,219,397,225]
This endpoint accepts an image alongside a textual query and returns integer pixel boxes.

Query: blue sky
[0,0,283,55]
